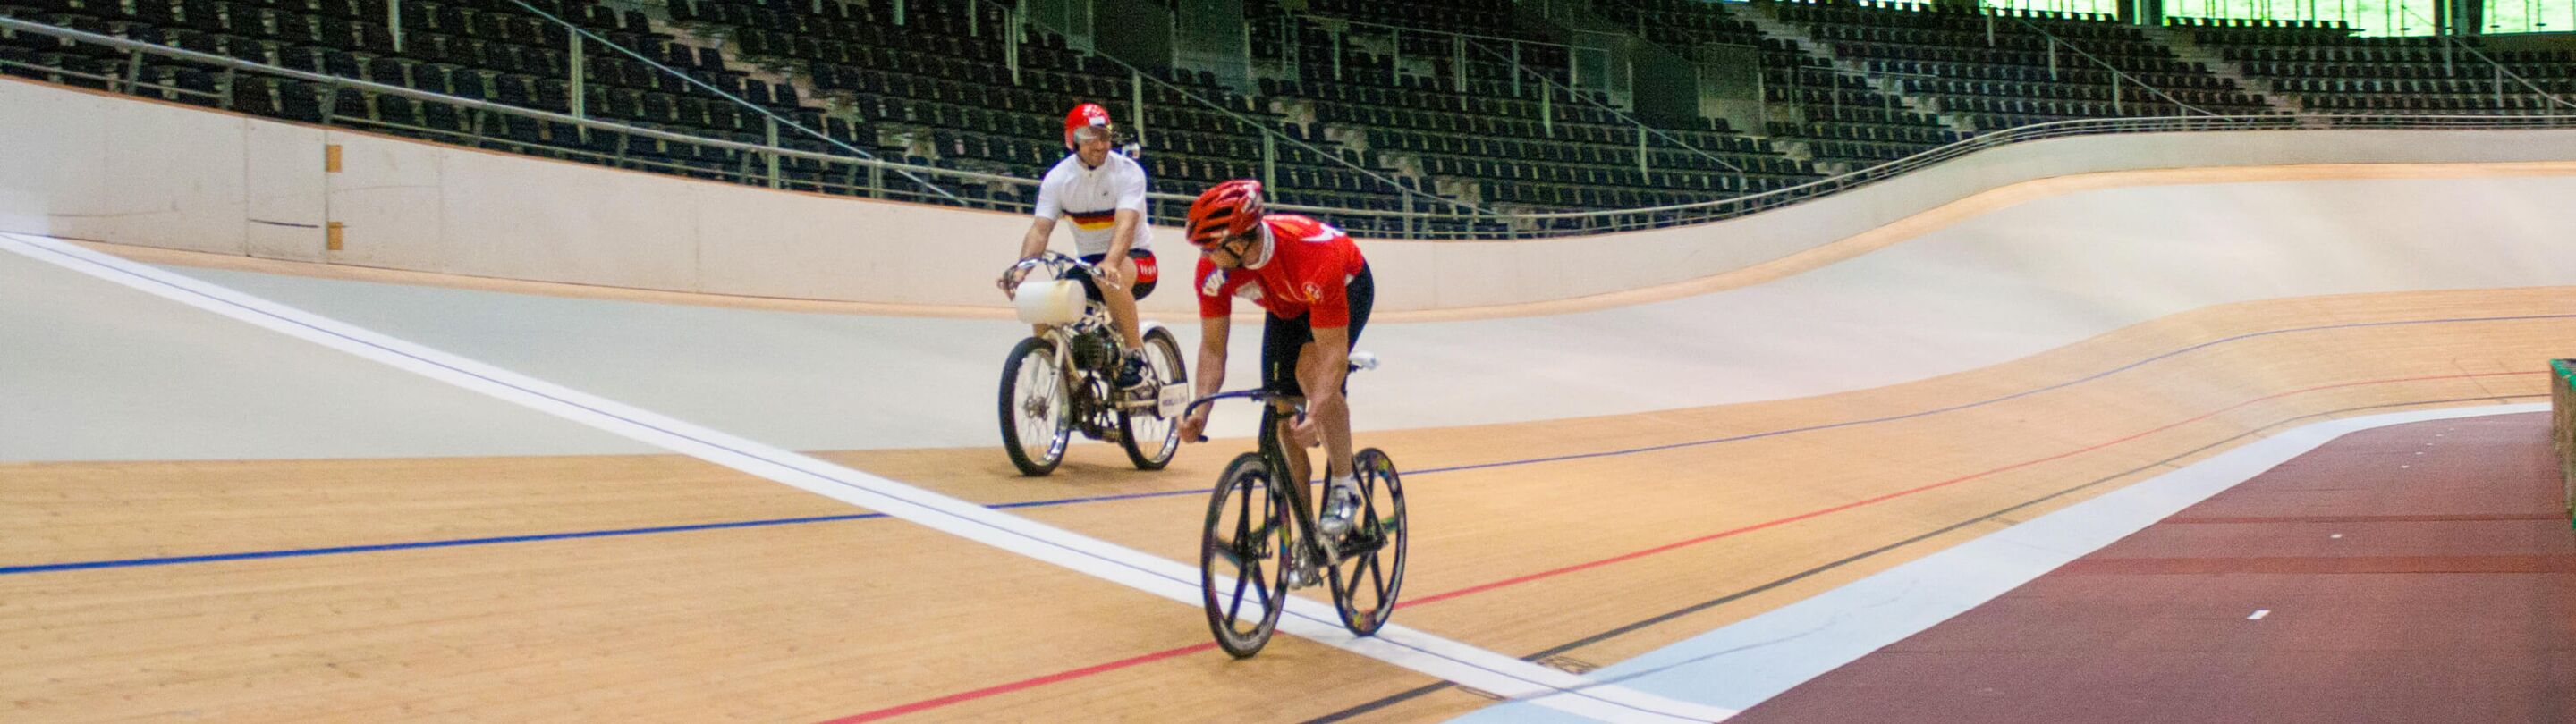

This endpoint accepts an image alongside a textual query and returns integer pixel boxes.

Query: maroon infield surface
[1734,411,2576,724]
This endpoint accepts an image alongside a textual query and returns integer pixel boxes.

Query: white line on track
[2249,610,2271,620]
[1,233,1725,724]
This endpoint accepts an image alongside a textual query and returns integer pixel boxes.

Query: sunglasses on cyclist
[1207,230,1260,267]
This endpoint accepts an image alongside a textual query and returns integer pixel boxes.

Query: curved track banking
[5,163,2576,722]
[34,164,2576,456]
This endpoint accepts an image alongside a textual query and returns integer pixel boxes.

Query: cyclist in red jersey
[1174,180,1377,538]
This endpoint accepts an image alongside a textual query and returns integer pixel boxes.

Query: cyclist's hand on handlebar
[1092,261,1126,290]
[1289,413,1323,449]
[997,265,1030,298]
[1177,407,1210,443]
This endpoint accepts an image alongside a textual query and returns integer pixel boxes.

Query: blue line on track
[0,514,882,576]
[7,312,2569,577]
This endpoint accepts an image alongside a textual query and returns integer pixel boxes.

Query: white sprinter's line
[0,233,1724,724]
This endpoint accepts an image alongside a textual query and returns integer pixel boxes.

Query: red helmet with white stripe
[1185,179,1266,248]
[1064,103,1113,150]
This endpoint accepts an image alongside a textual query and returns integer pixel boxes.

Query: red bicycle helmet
[1063,102,1113,149]
[1186,179,1266,248]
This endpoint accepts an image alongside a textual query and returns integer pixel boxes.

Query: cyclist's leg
[1291,267,1374,538]
[1262,311,1317,510]
[1343,265,1374,358]
[1292,353,1356,478]
[1080,252,1146,350]
[1294,265,1374,477]
[1047,260,1112,343]
[1126,248,1160,302]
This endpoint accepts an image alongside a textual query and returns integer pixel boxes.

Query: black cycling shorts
[1071,249,1158,302]
[1261,264,1374,399]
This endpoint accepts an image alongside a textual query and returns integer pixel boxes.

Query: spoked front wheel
[1201,452,1291,658]
[1329,448,1408,636]
[998,337,1072,476]
[1118,325,1186,470]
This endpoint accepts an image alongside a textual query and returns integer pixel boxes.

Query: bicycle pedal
[1289,565,1322,590]
[1287,545,1325,589]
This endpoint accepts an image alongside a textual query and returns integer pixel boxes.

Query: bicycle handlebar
[1000,251,1099,284]
[1182,351,1377,442]
[1182,389,1279,421]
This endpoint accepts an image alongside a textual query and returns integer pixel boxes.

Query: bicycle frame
[1190,371,1404,654]
[1185,369,1389,567]
[1010,253,1184,426]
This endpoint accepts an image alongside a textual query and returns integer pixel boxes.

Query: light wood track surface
[4,285,2567,722]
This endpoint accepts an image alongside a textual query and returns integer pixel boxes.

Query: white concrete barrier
[9,76,2576,313]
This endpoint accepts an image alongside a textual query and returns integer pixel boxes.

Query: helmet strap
[1243,223,1276,269]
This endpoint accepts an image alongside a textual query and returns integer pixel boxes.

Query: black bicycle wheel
[1118,325,1186,470]
[1201,452,1290,658]
[1330,447,1407,636]
[998,337,1072,476]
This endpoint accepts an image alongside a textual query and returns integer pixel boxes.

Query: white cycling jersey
[1034,150,1152,257]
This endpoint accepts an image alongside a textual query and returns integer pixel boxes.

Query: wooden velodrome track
[5,160,2575,722]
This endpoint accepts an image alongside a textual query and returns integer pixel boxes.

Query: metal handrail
[1259,11,1758,175]
[495,0,965,203]
[1025,16,1498,218]
[2389,4,2576,112]
[0,16,1021,180]
[9,15,2576,240]
[2009,18,2217,115]
[947,0,1490,217]
[1495,112,2576,228]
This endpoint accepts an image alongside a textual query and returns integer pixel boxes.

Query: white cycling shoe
[1317,480,1362,540]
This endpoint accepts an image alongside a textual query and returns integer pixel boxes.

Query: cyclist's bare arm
[1015,217,1057,262]
[1297,324,1355,479]
[1177,316,1231,442]
[1193,316,1230,398]
[1098,209,1142,282]
[1093,209,1145,349]
[1003,219,1059,300]
[1108,209,1140,255]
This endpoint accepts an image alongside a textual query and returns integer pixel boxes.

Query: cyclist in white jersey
[1005,102,1158,389]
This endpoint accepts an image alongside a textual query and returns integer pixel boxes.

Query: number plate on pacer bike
[1157,383,1191,419]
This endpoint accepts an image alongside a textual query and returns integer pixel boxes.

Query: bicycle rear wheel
[1330,448,1407,636]
[1201,452,1291,658]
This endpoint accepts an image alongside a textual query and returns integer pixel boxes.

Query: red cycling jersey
[1194,214,1367,327]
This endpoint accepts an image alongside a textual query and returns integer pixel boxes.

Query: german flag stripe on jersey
[1066,209,1118,231]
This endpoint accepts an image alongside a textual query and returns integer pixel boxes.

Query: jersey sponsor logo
[1236,281,1265,303]
[1200,269,1226,298]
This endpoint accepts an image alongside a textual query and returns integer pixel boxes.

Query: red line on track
[818,642,1219,723]
[822,370,2539,722]
[1403,370,2535,607]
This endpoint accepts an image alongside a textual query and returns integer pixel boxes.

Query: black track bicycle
[1189,354,1406,658]
[996,252,1188,476]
